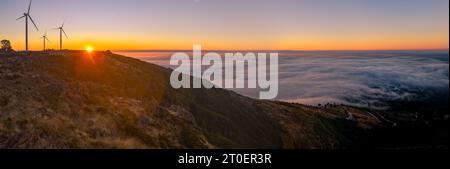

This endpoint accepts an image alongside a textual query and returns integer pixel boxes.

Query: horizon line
[14,48,450,52]
[111,49,450,52]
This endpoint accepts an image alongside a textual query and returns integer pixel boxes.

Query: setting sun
[85,46,94,53]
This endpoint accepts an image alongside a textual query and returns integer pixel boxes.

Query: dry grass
[0,51,380,149]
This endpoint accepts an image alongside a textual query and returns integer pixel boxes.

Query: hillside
[0,51,381,149]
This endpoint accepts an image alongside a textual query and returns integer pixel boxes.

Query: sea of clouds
[115,50,449,109]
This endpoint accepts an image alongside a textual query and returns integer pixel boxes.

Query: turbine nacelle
[54,22,69,39]
[41,32,50,42]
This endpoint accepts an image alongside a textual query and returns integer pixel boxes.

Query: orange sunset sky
[0,0,448,51]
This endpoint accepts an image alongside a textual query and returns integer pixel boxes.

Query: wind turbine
[40,31,50,51]
[54,21,68,50]
[17,0,39,51]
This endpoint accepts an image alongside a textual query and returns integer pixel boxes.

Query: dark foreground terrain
[0,51,447,149]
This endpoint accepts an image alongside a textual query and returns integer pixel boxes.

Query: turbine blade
[28,0,32,14]
[46,37,51,42]
[16,15,26,20]
[28,15,39,31]
[62,29,68,39]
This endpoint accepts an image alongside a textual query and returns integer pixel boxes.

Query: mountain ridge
[0,51,381,148]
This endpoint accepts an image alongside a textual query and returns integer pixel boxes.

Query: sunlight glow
[86,46,94,53]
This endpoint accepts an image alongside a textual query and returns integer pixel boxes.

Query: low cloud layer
[116,51,449,109]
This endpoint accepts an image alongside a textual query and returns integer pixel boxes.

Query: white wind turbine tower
[54,21,68,50]
[17,0,39,51]
[40,31,50,51]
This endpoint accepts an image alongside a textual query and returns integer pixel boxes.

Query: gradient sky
[0,0,448,51]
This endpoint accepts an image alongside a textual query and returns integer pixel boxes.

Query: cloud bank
[116,50,449,109]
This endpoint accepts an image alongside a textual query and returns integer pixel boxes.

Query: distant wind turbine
[40,31,50,51]
[54,21,68,50]
[17,0,39,51]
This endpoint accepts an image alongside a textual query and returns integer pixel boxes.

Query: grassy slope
[0,51,380,149]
